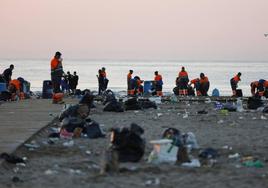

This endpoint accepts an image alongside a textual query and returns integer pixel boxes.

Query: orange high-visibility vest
[127,73,132,81]
[179,71,188,78]
[9,79,20,91]
[200,76,209,84]
[190,78,199,85]
[154,75,162,81]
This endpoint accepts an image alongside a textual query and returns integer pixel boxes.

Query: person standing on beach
[154,71,163,96]
[177,67,189,96]
[72,71,79,93]
[50,52,64,93]
[199,73,210,96]
[230,72,241,97]
[2,64,14,86]
[127,70,133,95]
[97,69,105,95]
[101,67,109,90]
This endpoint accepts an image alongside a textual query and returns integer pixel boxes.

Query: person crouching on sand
[230,72,241,97]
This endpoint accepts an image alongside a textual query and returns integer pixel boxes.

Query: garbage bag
[110,123,145,162]
[83,118,105,138]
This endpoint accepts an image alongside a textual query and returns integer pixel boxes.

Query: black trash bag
[79,92,95,109]
[223,103,237,112]
[103,100,124,112]
[173,86,180,96]
[263,106,268,113]
[0,91,11,101]
[103,90,116,105]
[247,97,263,110]
[139,100,157,109]
[110,123,145,162]
[61,117,84,133]
[162,127,182,147]
[125,98,141,111]
[0,153,25,164]
[199,148,219,159]
[83,118,105,138]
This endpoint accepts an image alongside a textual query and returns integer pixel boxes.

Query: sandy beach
[0,98,268,188]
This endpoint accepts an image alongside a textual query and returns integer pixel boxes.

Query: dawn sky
[1,0,268,60]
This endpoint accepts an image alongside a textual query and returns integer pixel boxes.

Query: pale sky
[1,0,268,60]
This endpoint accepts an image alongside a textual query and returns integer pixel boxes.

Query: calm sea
[0,59,268,96]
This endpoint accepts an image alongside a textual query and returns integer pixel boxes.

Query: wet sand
[0,98,268,188]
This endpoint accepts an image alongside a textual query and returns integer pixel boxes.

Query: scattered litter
[252,117,257,120]
[16,163,26,167]
[63,140,74,147]
[199,148,219,159]
[24,143,40,149]
[181,159,201,168]
[239,116,244,120]
[220,109,229,116]
[157,113,163,117]
[69,169,82,175]
[261,115,267,120]
[144,178,160,186]
[242,160,264,168]
[222,145,232,150]
[205,98,211,104]
[44,169,57,175]
[217,120,224,124]
[134,111,140,113]
[12,176,22,183]
[148,139,178,163]
[197,110,208,114]
[182,113,188,119]
[236,98,244,112]
[85,150,92,155]
[228,153,240,159]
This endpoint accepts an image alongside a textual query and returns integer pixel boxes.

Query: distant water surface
[1,59,268,96]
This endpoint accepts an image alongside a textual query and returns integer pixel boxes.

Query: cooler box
[143,81,153,94]
[0,83,7,92]
[42,80,53,99]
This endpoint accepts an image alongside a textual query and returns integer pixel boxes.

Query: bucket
[0,83,7,92]
[143,81,153,94]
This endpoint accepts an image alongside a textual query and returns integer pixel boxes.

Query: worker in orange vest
[50,51,63,93]
[154,71,163,96]
[199,73,210,96]
[177,67,189,96]
[8,79,22,100]
[101,67,109,91]
[134,76,143,96]
[251,79,268,97]
[127,70,133,95]
[230,72,241,96]
[190,78,201,96]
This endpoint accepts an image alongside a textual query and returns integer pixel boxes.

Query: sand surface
[0,99,268,188]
